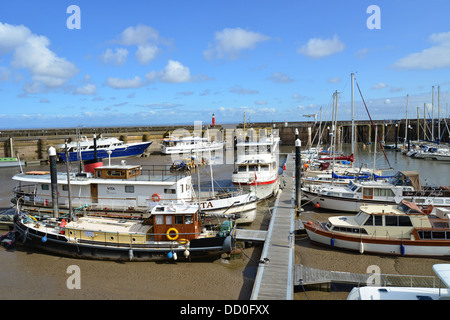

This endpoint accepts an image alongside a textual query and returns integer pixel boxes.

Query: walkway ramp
[250,153,295,300]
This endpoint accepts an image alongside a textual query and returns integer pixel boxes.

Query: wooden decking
[250,153,296,300]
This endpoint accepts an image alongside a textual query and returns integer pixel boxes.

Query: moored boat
[57,135,152,162]
[231,129,281,200]
[303,200,450,257]
[302,171,450,213]
[347,264,450,300]
[13,203,236,261]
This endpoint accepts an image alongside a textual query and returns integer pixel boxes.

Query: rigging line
[354,79,393,169]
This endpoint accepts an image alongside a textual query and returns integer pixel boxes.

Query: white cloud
[392,31,450,70]
[112,24,163,64]
[135,44,159,64]
[74,83,98,95]
[297,35,345,59]
[267,72,294,83]
[372,82,388,89]
[0,22,78,92]
[229,85,259,95]
[204,27,270,60]
[328,77,341,84]
[100,48,128,65]
[117,24,159,46]
[146,60,191,83]
[105,76,144,89]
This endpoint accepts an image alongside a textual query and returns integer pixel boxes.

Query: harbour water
[0,142,448,300]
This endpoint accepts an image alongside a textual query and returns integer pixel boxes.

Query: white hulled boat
[302,171,450,213]
[12,160,257,224]
[304,200,450,257]
[347,264,450,300]
[161,136,224,155]
[231,129,281,200]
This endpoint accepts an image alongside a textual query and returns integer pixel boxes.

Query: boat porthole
[110,236,114,241]
[132,238,136,242]
[69,231,73,235]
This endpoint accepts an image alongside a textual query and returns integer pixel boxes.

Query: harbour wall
[0,119,448,163]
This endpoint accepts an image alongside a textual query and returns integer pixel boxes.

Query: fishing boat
[347,264,450,300]
[231,129,281,200]
[57,135,152,162]
[302,171,450,213]
[12,158,257,224]
[13,202,236,261]
[303,200,450,257]
[160,135,224,155]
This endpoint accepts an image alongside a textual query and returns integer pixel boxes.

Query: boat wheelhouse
[303,200,450,257]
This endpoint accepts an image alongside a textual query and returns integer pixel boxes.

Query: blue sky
[0,0,450,129]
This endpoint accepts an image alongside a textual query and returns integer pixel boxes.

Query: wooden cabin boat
[13,203,235,261]
[303,200,450,257]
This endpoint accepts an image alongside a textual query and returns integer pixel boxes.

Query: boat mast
[65,140,73,220]
[432,86,434,141]
[351,73,355,162]
[438,85,441,143]
[404,94,409,147]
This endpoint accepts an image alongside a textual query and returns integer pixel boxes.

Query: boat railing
[375,273,438,288]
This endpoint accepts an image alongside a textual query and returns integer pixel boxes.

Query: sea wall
[0,119,448,163]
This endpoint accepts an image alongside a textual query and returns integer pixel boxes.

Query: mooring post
[295,129,301,216]
[48,146,59,218]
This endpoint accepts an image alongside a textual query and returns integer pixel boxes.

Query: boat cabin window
[125,186,134,193]
[374,188,395,197]
[155,215,164,225]
[384,215,413,227]
[364,215,382,226]
[165,215,172,225]
[175,215,184,224]
[363,188,373,199]
[238,166,247,172]
[41,184,49,191]
[164,188,176,194]
[418,230,450,240]
[248,164,258,172]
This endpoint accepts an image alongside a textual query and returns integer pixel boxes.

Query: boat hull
[13,216,233,262]
[57,141,152,162]
[304,222,450,257]
[232,178,279,200]
[302,189,395,212]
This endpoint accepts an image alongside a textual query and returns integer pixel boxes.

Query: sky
[0,0,450,129]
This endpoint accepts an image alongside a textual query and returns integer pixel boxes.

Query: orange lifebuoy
[152,193,161,202]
